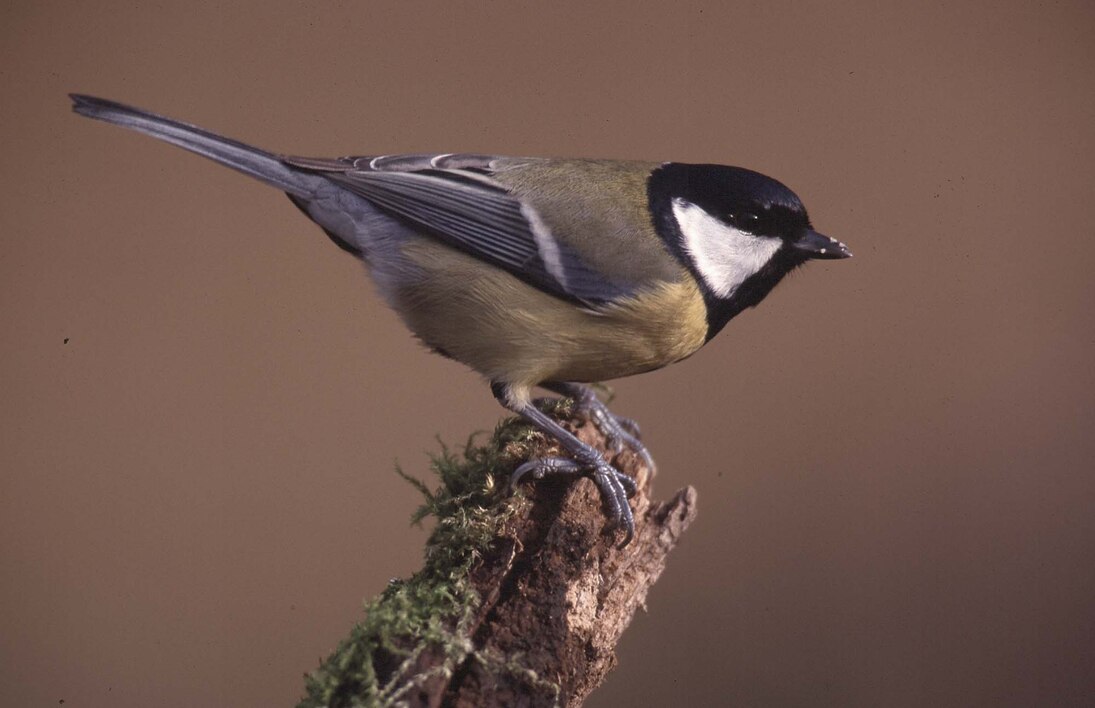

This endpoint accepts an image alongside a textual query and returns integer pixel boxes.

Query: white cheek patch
[671,198,782,298]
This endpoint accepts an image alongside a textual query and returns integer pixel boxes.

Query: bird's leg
[541,382,656,476]
[492,382,637,546]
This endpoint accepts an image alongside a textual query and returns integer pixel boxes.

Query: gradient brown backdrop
[3,2,1093,706]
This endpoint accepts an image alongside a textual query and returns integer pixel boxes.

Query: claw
[616,416,641,438]
[562,387,658,477]
[493,381,642,549]
[509,456,581,491]
[509,455,637,547]
[615,471,639,498]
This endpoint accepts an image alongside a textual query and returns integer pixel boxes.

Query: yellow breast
[391,240,709,387]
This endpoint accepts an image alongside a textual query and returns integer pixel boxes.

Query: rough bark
[299,407,698,708]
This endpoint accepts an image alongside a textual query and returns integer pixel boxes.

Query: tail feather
[69,94,322,198]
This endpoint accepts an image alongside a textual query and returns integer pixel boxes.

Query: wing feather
[283,153,636,305]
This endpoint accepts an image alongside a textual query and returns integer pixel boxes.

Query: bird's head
[649,162,851,339]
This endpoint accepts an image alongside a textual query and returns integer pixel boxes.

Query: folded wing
[284,153,636,307]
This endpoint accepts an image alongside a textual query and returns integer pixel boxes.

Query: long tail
[69,94,323,198]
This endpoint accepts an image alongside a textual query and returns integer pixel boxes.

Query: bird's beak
[793,229,852,259]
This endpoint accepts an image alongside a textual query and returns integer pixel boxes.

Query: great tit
[70,94,851,545]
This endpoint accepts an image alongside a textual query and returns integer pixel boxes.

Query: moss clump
[297,411,561,708]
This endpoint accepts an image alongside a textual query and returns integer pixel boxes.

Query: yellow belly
[391,240,709,387]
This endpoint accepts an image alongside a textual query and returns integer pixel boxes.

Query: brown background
[2,1,1093,706]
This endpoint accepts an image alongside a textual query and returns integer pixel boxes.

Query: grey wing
[282,153,636,306]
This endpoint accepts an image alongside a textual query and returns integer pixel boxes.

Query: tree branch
[298,401,698,707]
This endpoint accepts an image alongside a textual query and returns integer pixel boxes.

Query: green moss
[298,411,563,708]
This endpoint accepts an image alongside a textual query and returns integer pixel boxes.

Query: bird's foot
[548,386,656,476]
[510,455,637,546]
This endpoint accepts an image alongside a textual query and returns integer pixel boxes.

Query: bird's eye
[729,212,760,230]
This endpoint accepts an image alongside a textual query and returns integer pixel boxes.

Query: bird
[70,94,851,546]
